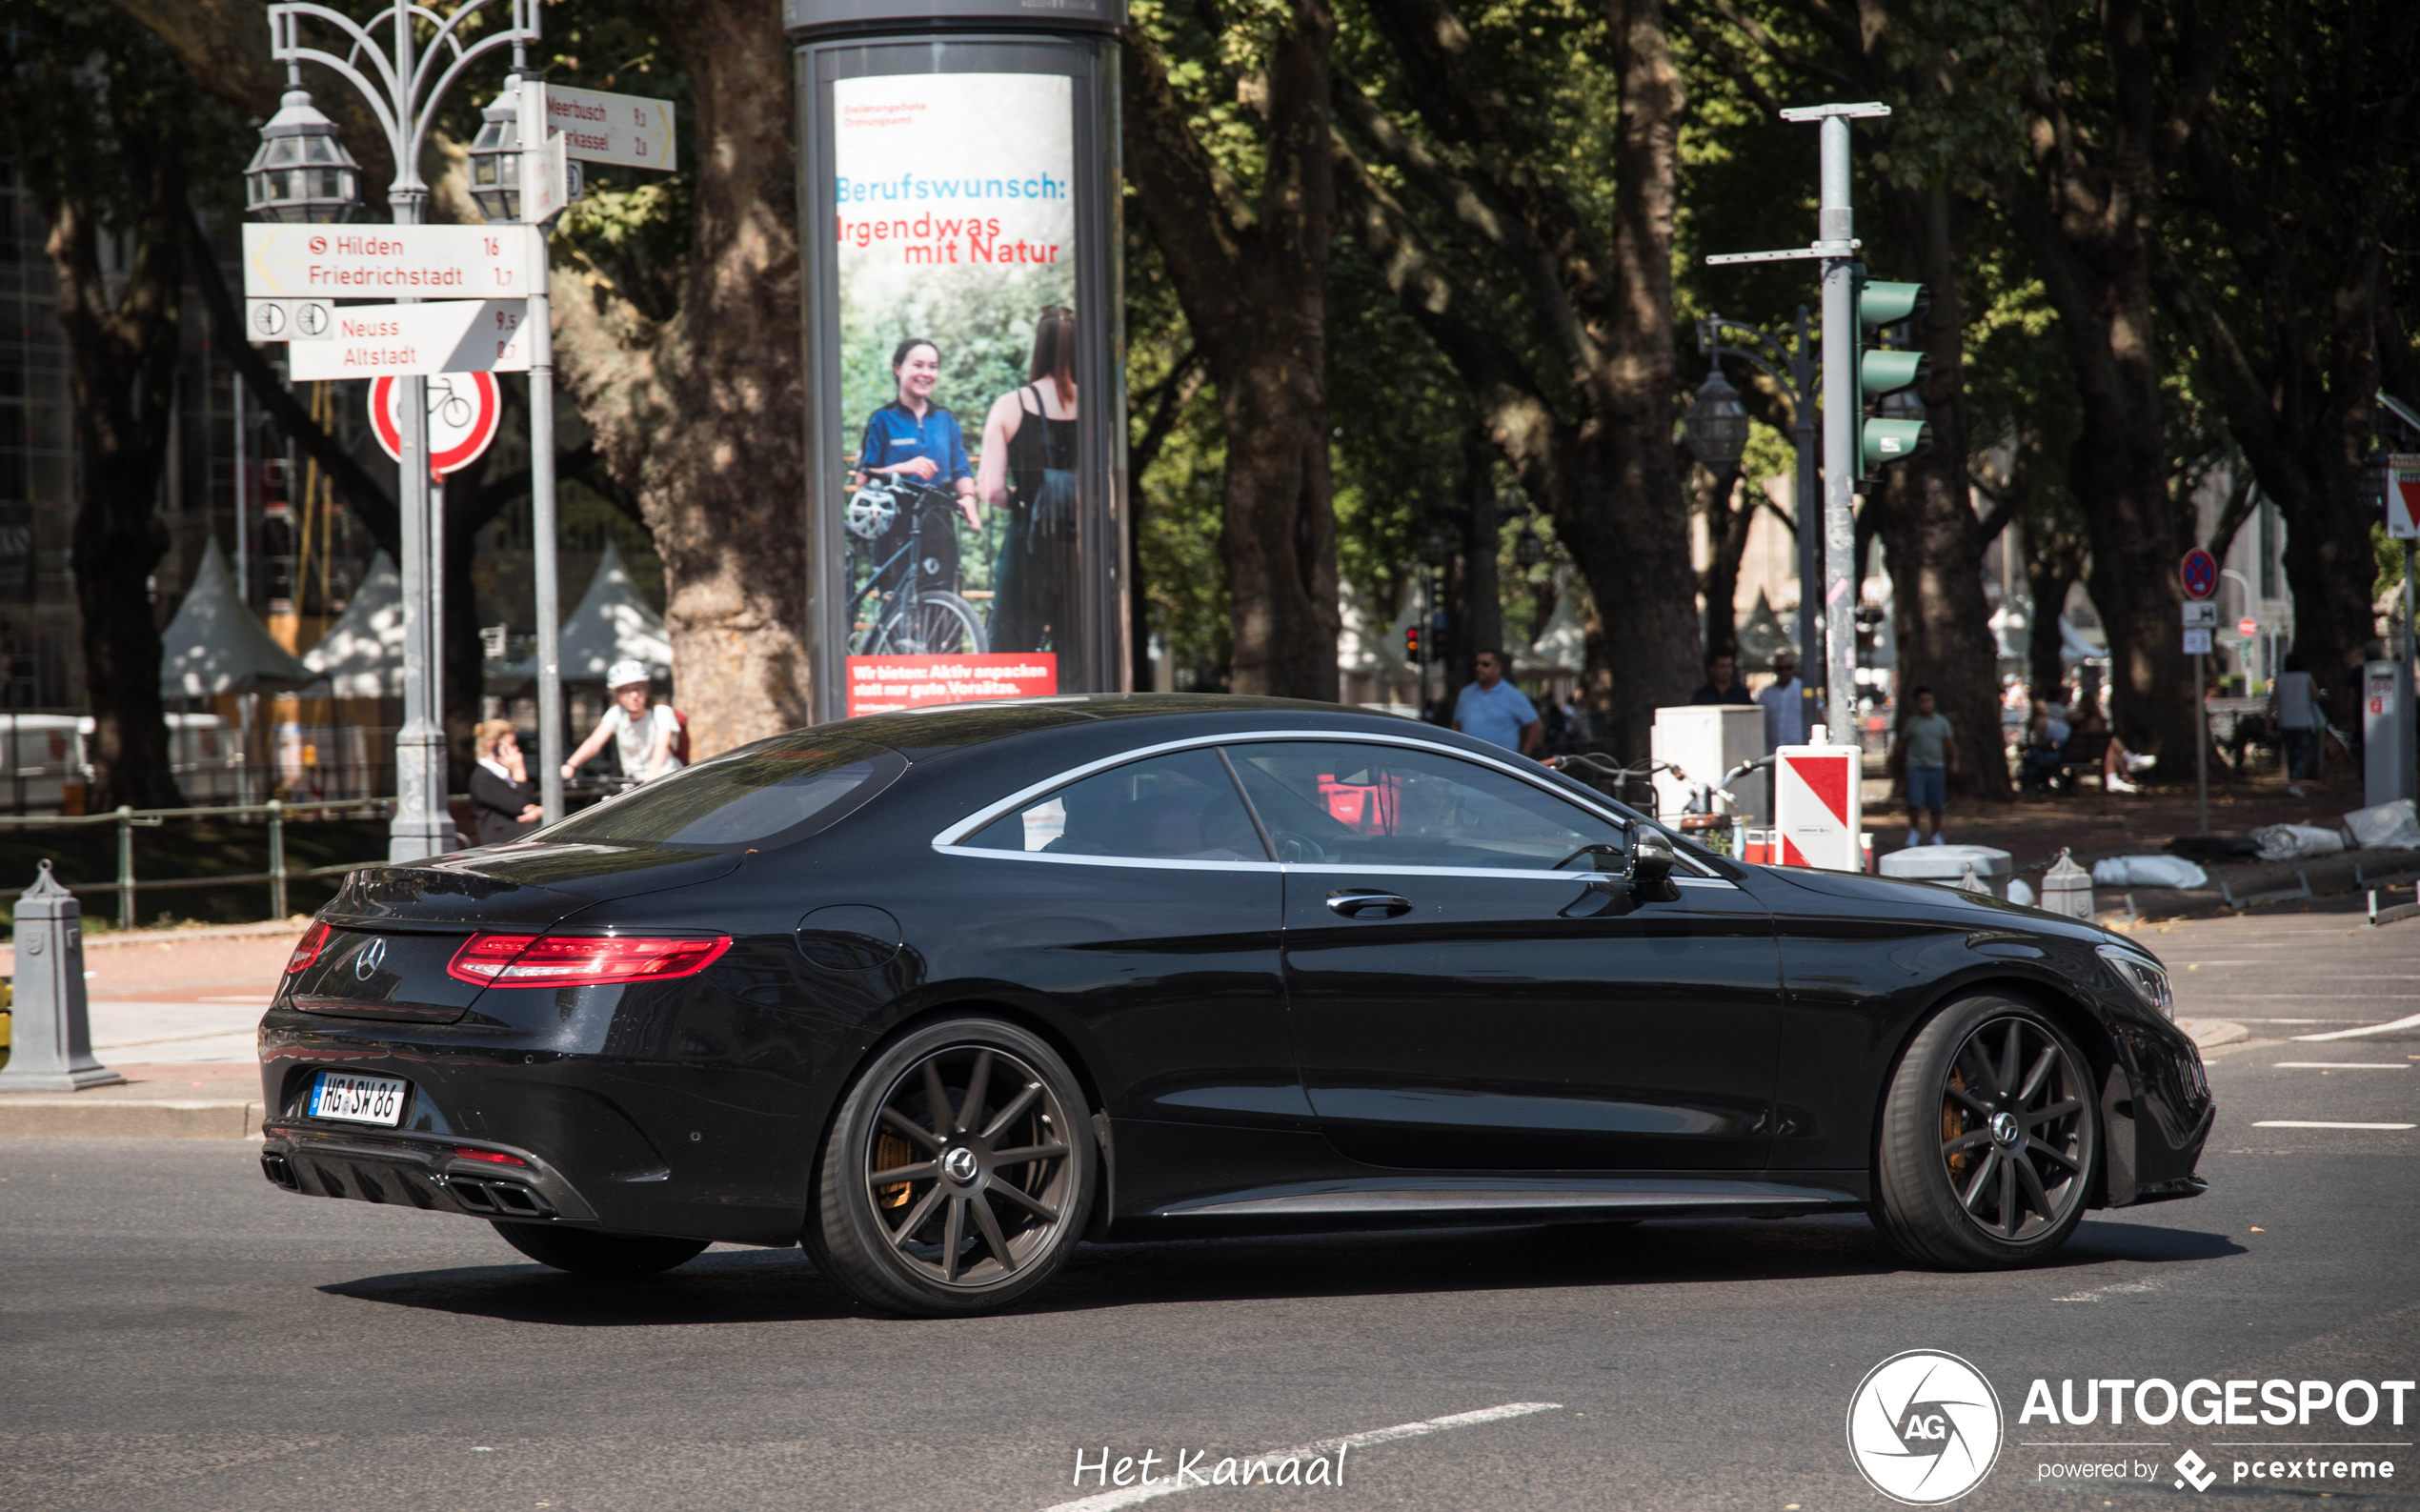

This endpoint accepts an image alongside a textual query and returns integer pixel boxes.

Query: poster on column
[833,71,1075,716]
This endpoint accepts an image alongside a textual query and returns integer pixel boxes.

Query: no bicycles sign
[367,373,501,478]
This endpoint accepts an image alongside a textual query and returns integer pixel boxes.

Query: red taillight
[445,932,733,987]
[453,1147,528,1166]
[285,920,333,975]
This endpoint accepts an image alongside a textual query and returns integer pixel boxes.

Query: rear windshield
[533,736,903,851]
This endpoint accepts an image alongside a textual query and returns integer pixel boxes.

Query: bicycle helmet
[845,482,898,541]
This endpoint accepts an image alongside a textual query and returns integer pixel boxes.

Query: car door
[935,743,1306,1132]
[1223,737,1782,1172]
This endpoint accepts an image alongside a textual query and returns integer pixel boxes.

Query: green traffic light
[1862,418,1932,470]
[1860,349,1928,395]
[1857,280,1929,329]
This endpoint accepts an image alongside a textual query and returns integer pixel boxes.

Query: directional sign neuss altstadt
[242,224,526,300]
[545,84,677,171]
[287,300,530,381]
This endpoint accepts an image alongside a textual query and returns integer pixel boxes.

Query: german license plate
[308,1071,408,1126]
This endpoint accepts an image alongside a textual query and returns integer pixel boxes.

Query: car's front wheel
[491,1221,709,1279]
[1873,996,2100,1269]
[809,1017,1093,1316]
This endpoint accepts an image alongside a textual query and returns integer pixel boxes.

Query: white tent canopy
[1337,581,1414,683]
[1516,576,1587,675]
[300,551,405,698]
[536,539,673,686]
[159,537,312,698]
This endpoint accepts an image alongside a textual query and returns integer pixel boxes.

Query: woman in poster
[977,307,1078,654]
[858,338,979,599]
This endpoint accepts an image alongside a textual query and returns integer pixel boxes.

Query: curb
[0,1097,258,1139]
[2177,1018,2249,1049]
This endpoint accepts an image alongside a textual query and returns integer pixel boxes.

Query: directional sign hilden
[242,224,525,300]
[286,301,531,381]
[545,84,676,171]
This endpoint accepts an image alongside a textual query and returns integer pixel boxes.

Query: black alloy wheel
[490,1221,710,1279]
[1874,996,2100,1269]
[810,1017,1092,1316]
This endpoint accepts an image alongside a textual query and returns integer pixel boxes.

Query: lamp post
[1417,519,1455,720]
[1698,308,1821,734]
[464,67,567,825]
[255,0,540,861]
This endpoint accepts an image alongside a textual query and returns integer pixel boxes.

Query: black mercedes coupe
[258,696,2212,1315]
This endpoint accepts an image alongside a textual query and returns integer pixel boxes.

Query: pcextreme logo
[1846,1351,2006,1505]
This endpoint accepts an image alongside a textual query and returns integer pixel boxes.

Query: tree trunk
[50,181,185,811]
[554,0,810,755]
[1696,455,1749,666]
[1124,2,1341,701]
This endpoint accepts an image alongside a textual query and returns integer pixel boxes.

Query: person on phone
[562,660,682,787]
[977,307,1079,653]
[469,719,541,845]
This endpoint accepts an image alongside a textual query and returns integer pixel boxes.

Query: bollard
[2041,848,2096,921]
[115,803,134,933]
[267,798,286,920]
[0,859,124,1090]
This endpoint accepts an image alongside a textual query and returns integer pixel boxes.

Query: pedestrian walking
[1757,650,1806,752]
[563,660,684,787]
[1451,649,1543,756]
[1891,686,1961,846]
[2269,654,2320,796]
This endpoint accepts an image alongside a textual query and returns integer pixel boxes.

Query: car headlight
[2098,944,2173,1019]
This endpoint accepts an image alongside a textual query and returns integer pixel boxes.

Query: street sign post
[544,84,676,170]
[2179,548,2218,834]
[285,300,530,380]
[2389,455,2420,540]
[241,223,526,300]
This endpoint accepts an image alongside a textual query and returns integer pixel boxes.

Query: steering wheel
[1267,830,1327,865]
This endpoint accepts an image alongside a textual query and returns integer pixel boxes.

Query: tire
[808,1016,1093,1317]
[897,592,987,655]
[491,1221,709,1279]
[1873,995,2100,1269]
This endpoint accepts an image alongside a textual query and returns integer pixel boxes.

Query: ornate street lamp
[467,83,525,223]
[243,72,361,224]
[1683,368,1751,466]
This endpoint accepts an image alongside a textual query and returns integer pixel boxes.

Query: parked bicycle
[843,476,988,656]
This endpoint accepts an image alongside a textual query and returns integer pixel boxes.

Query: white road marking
[1037,1402,1563,1512]
[2295,1012,2420,1041]
[2271,1062,2410,1070]
[2250,1120,2416,1130]
[2052,1279,2164,1303]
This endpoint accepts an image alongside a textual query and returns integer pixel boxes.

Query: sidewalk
[0,920,299,1139]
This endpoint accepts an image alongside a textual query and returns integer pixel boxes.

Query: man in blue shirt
[857,337,978,528]
[1452,649,1543,756]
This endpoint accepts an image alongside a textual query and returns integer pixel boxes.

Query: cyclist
[562,659,682,788]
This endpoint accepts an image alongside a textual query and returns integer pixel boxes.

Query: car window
[963,747,1270,862]
[534,736,902,851]
[1224,740,1624,871]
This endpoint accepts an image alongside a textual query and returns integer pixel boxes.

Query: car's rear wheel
[491,1221,709,1278]
[1873,996,2099,1269]
[809,1017,1092,1316]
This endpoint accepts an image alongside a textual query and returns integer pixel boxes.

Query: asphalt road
[2,907,2414,1512]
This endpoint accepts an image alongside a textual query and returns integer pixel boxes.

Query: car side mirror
[1630,828,1677,887]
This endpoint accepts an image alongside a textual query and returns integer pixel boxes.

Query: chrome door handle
[1326,889,1413,919]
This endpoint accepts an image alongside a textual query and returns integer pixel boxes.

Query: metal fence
[0,800,391,931]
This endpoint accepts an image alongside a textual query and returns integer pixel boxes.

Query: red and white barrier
[1773,739,1865,872]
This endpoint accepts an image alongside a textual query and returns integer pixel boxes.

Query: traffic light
[1404,624,1422,660]
[1855,267,1931,473]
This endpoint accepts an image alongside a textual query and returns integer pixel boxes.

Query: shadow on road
[315,1211,2246,1326]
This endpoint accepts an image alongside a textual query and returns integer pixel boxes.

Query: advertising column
[789,1,1127,722]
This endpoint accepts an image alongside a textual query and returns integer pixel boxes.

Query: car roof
[811,693,1420,757]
